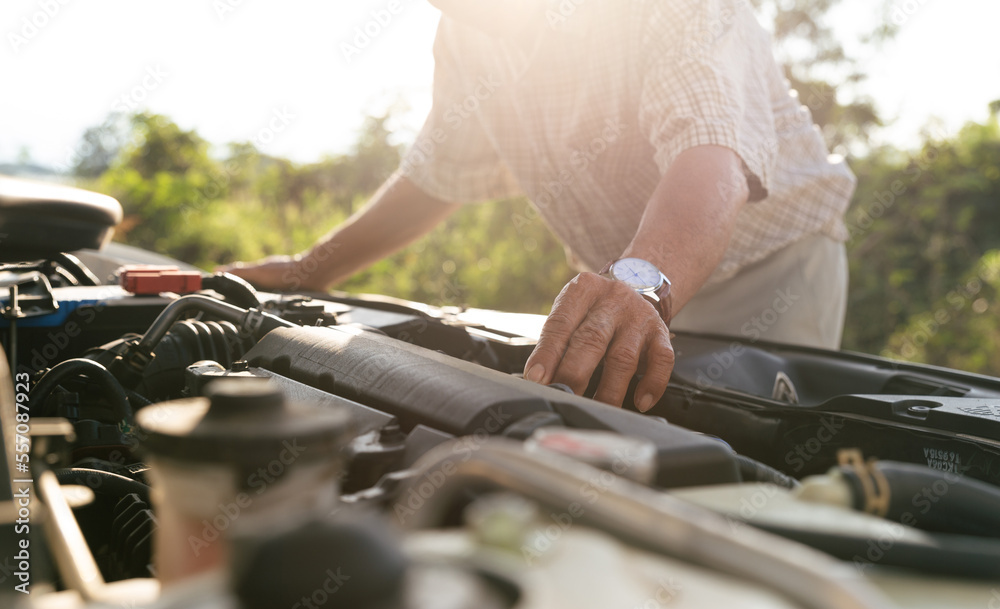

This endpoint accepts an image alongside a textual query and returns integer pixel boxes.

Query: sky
[1,0,998,170]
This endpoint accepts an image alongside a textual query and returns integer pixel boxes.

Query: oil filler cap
[135,378,351,468]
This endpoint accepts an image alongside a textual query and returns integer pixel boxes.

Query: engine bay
[3,177,1000,608]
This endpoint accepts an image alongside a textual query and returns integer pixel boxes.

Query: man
[222,0,856,412]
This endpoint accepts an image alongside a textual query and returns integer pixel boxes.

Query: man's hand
[217,255,322,292]
[521,145,748,412]
[218,176,461,294]
[523,272,674,411]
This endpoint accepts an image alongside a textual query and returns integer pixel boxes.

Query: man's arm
[220,174,462,291]
[523,145,750,411]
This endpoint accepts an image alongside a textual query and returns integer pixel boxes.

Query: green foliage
[843,111,1000,373]
[72,113,130,178]
[880,251,1000,373]
[750,0,894,149]
[341,199,573,314]
[83,110,572,314]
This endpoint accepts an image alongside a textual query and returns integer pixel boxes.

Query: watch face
[610,257,661,290]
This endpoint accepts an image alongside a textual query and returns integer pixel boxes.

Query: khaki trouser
[669,234,848,349]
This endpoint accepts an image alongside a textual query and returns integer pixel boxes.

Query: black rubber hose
[52,253,102,286]
[55,468,150,505]
[202,272,262,309]
[30,358,133,423]
[135,294,294,357]
[841,460,1000,538]
[736,454,800,489]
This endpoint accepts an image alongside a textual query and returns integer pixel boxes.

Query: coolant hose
[113,295,296,387]
[402,438,892,609]
[202,272,262,309]
[30,358,133,423]
[135,294,294,357]
[841,460,1000,538]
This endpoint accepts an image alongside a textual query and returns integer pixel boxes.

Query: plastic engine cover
[242,326,740,488]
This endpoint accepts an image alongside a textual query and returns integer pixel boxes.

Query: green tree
[843,108,1000,372]
[98,113,227,258]
[72,113,129,178]
[751,0,895,149]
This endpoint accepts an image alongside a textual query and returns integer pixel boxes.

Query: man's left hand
[522,272,674,411]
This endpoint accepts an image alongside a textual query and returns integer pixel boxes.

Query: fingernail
[525,363,545,383]
[637,394,654,412]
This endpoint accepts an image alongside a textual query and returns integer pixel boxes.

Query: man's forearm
[622,145,750,317]
[294,174,462,290]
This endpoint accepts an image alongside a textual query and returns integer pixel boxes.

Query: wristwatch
[600,257,673,323]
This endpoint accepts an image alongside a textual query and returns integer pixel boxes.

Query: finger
[591,331,642,407]
[549,303,618,396]
[634,329,674,412]
[524,274,602,385]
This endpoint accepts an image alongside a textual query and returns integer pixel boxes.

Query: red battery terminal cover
[120,265,203,295]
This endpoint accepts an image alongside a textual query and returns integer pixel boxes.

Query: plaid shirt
[399,0,856,284]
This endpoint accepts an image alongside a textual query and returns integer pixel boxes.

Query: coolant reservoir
[135,377,351,586]
[524,427,657,484]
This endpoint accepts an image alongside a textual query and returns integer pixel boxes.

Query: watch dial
[612,258,660,290]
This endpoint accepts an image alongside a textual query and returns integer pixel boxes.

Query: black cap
[231,517,408,609]
[135,378,351,468]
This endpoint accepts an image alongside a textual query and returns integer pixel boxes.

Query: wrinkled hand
[216,255,317,292]
[523,273,674,411]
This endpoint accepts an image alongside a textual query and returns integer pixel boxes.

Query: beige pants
[669,234,848,349]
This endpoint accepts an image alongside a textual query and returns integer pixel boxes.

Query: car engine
[2,176,1000,608]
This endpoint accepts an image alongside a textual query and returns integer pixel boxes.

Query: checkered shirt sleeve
[639,0,781,202]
